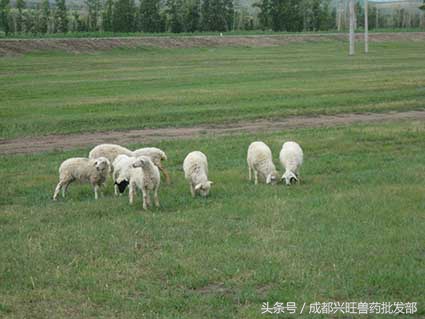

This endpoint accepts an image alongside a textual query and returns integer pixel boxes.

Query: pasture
[0,38,424,318]
[1,39,425,139]
[1,120,425,318]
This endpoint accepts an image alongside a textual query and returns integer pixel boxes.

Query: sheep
[53,157,110,200]
[112,154,135,196]
[89,144,170,184]
[183,151,213,197]
[88,143,133,173]
[128,156,161,210]
[279,141,303,185]
[247,141,279,185]
[132,147,170,184]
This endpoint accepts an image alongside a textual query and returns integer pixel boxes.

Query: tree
[112,0,136,32]
[85,0,101,31]
[72,10,86,31]
[311,0,320,30]
[223,0,234,31]
[55,0,68,33]
[270,0,302,32]
[253,0,272,30]
[184,0,200,32]
[201,0,211,30]
[102,0,113,31]
[140,0,162,32]
[354,0,363,28]
[0,0,10,35]
[208,0,227,31]
[167,0,183,32]
[16,0,25,32]
[319,0,333,30]
[39,0,50,33]
[23,10,36,33]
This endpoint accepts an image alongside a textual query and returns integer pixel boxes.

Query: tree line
[0,0,424,35]
[0,0,338,35]
[254,0,335,32]
[0,0,237,34]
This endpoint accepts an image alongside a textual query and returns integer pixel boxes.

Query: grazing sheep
[132,147,171,184]
[247,141,279,185]
[89,144,170,184]
[128,156,161,210]
[88,144,133,172]
[183,151,213,197]
[279,141,303,185]
[112,154,135,196]
[53,157,110,200]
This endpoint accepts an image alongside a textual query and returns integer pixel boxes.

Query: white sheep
[112,154,135,196]
[132,147,170,184]
[279,141,303,185]
[88,144,133,172]
[183,151,213,197]
[247,141,279,185]
[53,157,110,200]
[128,156,161,210]
[89,144,170,184]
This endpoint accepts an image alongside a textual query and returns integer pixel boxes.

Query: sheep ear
[133,159,145,168]
[194,183,202,191]
[266,174,272,184]
[208,181,213,186]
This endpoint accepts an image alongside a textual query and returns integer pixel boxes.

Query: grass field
[1,40,425,139]
[1,38,425,318]
[1,119,425,318]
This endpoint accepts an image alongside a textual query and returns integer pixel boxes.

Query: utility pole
[365,0,368,53]
[349,0,355,55]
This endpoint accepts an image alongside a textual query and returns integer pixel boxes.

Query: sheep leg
[154,186,160,208]
[248,166,252,181]
[190,184,195,198]
[142,189,149,210]
[254,170,259,185]
[158,164,171,184]
[114,184,119,196]
[94,185,100,200]
[61,182,70,198]
[53,180,65,200]
[129,182,135,204]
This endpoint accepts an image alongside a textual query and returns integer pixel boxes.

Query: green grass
[1,40,425,139]
[1,120,424,318]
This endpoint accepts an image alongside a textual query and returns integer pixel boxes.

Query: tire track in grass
[0,110,424,155]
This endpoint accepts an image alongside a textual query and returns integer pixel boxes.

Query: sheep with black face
[112,154,134,195]
[279,141,303,185]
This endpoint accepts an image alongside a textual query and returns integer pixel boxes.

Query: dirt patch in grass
[195,283,231,295]
[1,32,425,56]
[1,110,424,155]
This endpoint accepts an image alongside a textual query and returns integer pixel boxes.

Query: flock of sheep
[52,140,303,209]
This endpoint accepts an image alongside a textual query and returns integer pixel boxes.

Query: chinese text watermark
[261,302,418,315]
